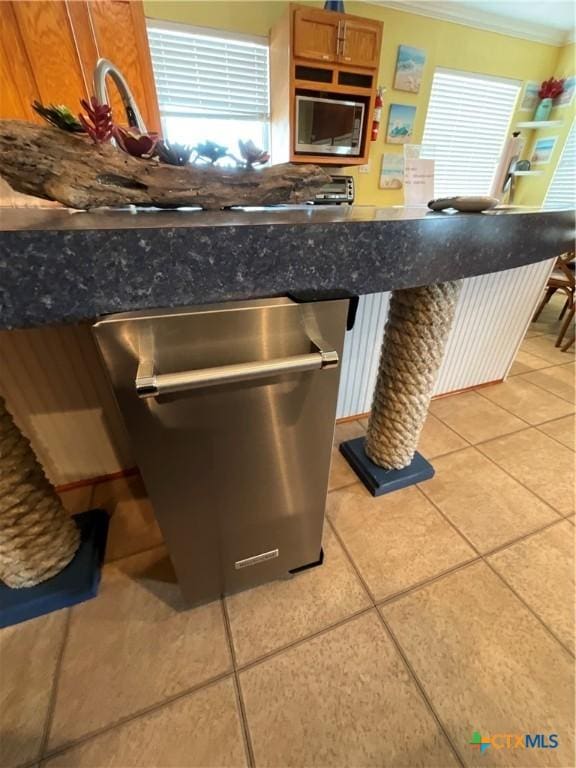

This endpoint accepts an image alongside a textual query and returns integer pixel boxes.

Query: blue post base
[339,436,435,497]
[0,509,109,629]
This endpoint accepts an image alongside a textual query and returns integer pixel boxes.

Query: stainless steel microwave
[295,95,365,156]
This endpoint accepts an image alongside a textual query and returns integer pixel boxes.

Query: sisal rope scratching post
[0,395,80,588]
[340,281,462,495]
[366,281,462,469]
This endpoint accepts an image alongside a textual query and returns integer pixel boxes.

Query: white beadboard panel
[336,260,554,418]
[0,324,133,485]
[433,259,555,395]
[0,260,554,483]
[336,291,390,419]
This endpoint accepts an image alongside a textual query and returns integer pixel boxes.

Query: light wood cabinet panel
[0,3,40,121]
[11,1,90,107]
[88,0,161,133]
[292,6,382,71]
[339,18,382,69]
[66,1,100,92]
[293,7,340,63]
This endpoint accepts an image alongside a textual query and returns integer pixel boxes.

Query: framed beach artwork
[386,104,417,144]
[379,153,404,189]
[555,75,575,107]
[393,45,426,93]
[519,81,540,112]
[531,136,558,164]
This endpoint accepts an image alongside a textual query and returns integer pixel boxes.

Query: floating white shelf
[511,170,544,176]
[516,120,563,129]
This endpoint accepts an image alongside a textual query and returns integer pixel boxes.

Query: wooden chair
[532,251,575,348]
[560,307,575,351]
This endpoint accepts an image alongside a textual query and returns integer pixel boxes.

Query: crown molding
[369,1,572,47]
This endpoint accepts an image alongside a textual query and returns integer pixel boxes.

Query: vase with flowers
[534,78,564,121]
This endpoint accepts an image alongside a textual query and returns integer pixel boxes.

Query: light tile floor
[2,308,575,768]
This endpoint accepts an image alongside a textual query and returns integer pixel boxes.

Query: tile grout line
[511,352,573,374]
[479,515,573,559]
[375,610,467,768]
[429,418,526,452]
[533,421,576,452]
[417,485,575,658]
[329,477,360,494]
[220,598,256,768]
[514,371,575,405]
[413,484,481,555]
[374,558,484,610]
[40,669,235,763]
[474,444,568,521]
[235,604,375,675]
[420,430,570,523]
[417,476,566,559]
[474,383,575,429]
[325,514,484,617]
[324,517,376,605]
[430,382,574,447]
[38,607,72,762]
[231,674,255,768]
[481,558,575,659]
[325,518,467,768]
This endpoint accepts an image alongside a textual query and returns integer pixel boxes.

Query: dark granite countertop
[0,205,572,330]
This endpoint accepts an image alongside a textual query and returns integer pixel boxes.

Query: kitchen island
[0,205,571,484]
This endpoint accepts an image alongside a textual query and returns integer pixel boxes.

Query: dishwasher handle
[136,348,339,398]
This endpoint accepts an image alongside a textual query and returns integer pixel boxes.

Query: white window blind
[544,121,576,210]
[422,68,520,197]
[147,23,269,121]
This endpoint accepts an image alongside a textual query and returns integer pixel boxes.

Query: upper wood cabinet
[292,5,382,70]
[0,0,160,133]
[338,18,382,69]
[270,4,383,166]
[293,7,340,63]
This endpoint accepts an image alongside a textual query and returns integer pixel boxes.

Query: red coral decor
[538,78,565,100]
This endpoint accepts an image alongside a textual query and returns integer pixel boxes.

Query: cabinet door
[339,18,382,69]
[7,1,90,110]
[293,7,340,63]
[86,1,161,134]
[0,3,40,121]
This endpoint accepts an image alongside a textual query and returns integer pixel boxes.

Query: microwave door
[296,96,364,156]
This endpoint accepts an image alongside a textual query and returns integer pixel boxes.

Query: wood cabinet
[271,3,383,166]
[292,5,382,70]
[0,0,160,133]
[339,18,382,69]
[293,7,340,63]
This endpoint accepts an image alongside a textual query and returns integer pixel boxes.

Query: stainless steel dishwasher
[93,297,348,605]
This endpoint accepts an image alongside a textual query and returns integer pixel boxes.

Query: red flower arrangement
[79,97,113,143]
[538,78,564,100]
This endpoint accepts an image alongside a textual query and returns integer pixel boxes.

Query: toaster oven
[310,175,355,205]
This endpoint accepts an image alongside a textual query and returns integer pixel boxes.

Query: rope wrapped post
[0,395,80,588]
[340,281,462,495]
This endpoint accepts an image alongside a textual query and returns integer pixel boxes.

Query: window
[544,121,575,209]
[147,22,270,159]
[421,68,520,197]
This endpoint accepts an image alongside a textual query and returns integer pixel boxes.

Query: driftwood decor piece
[0,120,330,210]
